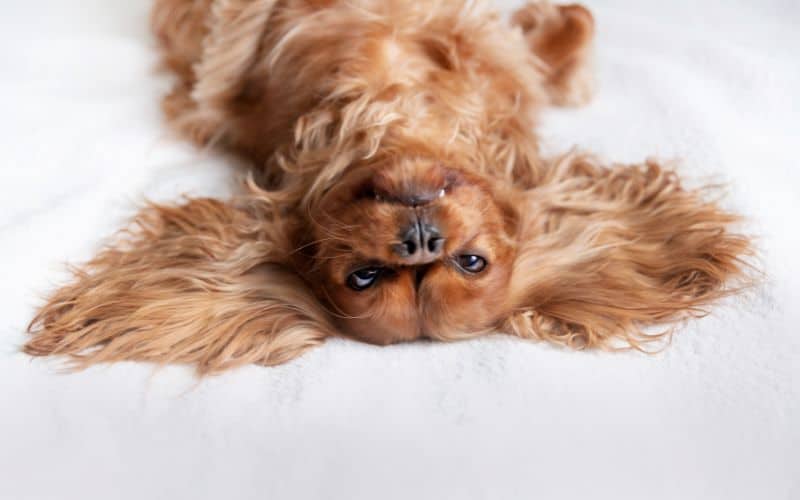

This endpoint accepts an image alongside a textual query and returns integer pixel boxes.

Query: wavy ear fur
[504,153,753,350]
[24,187,335,375]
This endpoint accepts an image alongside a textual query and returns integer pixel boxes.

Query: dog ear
[504,153,753,350]
[24,186,335,375]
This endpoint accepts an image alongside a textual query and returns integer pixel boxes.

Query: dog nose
[394,221,444,262]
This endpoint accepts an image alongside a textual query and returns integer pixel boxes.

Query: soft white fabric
[1,1,797,499]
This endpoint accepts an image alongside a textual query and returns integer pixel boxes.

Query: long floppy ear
[24,186,335,375]
[504,153,754,350]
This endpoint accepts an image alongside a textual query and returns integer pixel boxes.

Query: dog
[24,0,752,374]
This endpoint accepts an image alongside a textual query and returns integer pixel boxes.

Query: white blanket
[1,1,798,498]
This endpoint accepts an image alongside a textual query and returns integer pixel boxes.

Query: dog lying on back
[24,0,751,374]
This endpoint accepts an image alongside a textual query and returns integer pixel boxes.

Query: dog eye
[456,255,487,273]
[347,267,382,291]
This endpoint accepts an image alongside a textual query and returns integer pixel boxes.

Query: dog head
[305,156,517,344]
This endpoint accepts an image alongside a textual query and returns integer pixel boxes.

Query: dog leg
[512,1,595,106]
[151,0,213,81]
[151,0,218,145]
[151,0,280,149]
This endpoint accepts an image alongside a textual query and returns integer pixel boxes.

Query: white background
[1,1,798,499]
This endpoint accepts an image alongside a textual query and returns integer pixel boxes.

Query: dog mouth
[348,159,463,201]
[359,183,448,206]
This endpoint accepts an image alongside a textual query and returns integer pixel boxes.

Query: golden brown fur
[24,0,753,374]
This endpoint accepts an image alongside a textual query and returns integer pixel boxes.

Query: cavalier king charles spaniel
[24,0,752,374]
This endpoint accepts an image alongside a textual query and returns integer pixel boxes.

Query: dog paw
[512,2,595,106]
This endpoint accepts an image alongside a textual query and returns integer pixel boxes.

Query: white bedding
[1,1,798,498]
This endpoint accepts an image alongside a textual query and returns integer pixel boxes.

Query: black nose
[394,220,444,262]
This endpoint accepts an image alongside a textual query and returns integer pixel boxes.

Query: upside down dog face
[307,158,517,345]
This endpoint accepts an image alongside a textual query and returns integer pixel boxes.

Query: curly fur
[24,0,753,374]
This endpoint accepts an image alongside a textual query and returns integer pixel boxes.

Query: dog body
[24,1,751,374]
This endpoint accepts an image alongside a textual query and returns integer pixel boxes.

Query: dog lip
[370,188,444,207]
[396,189,443,207]
[360,176,453,206]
